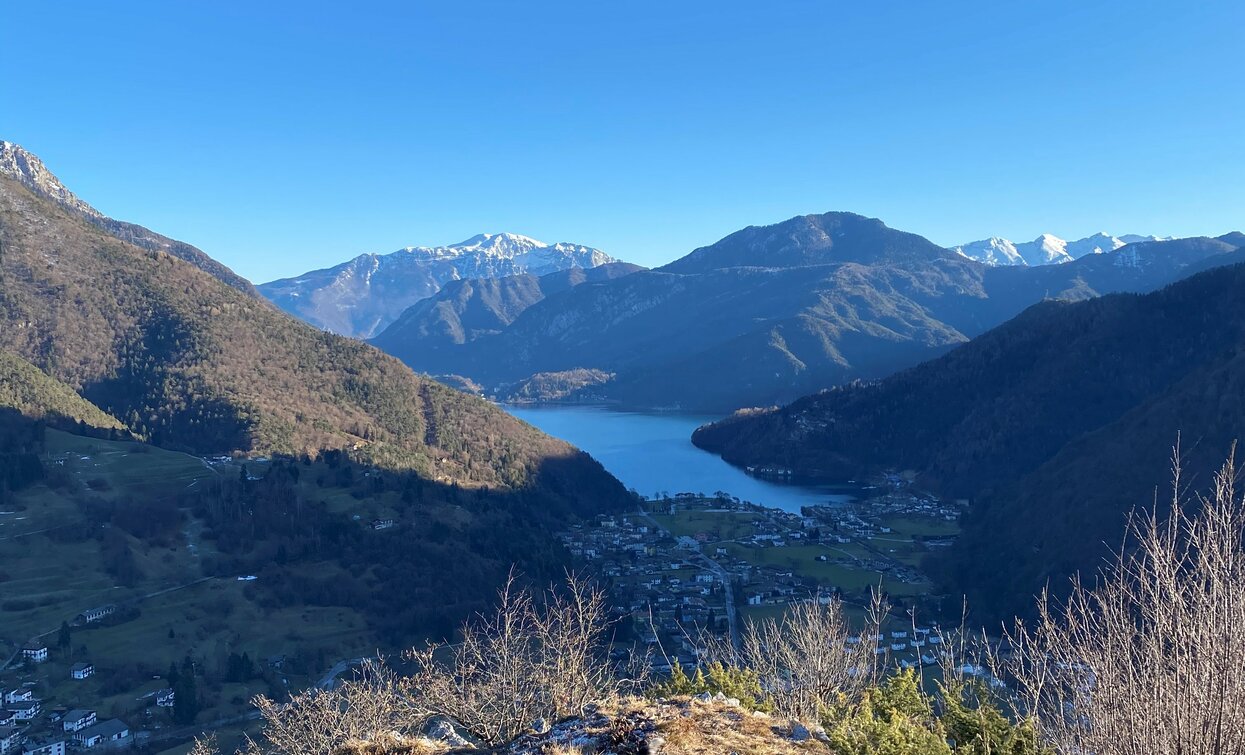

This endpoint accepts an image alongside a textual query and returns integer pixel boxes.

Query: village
[559,479,965,672]
[0,620,171,755]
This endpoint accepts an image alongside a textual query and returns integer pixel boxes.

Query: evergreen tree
[173,656,200,725]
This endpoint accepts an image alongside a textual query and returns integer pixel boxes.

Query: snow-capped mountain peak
[259,233,620,338]
[952,231,1170,267]
[951,237,1024,266]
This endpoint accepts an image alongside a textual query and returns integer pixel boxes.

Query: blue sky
[4,1,1242,283]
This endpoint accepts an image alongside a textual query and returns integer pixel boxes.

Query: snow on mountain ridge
[952,232,1169,266]
[259,233,618,337]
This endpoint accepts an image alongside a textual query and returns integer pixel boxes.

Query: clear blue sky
[4,1,1242,283]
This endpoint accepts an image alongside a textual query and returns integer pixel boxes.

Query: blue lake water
[504,404,858,514]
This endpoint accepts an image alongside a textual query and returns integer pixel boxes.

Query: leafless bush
[187,735,219,755]
[251,660,429,755]
[1002,448,1245,755]
[402,573,630,745]
[710,591,879,721]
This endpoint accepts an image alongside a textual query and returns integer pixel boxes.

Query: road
[316,657,368,690]
[636,509,740,651]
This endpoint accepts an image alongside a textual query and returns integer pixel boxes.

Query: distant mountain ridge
[371,211,1245,412]
[259,233,619,338]
[372,262,643,352]
[952,231,1171,266]
[0,140,259,295]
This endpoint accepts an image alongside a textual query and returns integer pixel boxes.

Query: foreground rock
[336,697,834,755]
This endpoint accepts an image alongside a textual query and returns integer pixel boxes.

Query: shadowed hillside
[694,257,1245,622]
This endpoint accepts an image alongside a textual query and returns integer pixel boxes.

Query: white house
[23,740,65,755]
[73,606,115,625]
[75,720,129,750]
[155,688,175,708]
[0,727,24,755]
[63,710,96,733]
[6,702,39,722]
[20,642,47,664]
[2,689,33,705]
[70,663,94,680]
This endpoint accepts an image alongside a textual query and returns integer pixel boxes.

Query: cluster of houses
[1,685,134,755]
[562,489,965,673]
[1,633,154,755]
[561,512,732,670]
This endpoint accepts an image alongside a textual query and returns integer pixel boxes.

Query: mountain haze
[260,233,618,337]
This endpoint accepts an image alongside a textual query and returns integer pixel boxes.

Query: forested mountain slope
[373,261,642,353]
[0,348,125,432]
[0,151,627,506]
[694,258,1245,621]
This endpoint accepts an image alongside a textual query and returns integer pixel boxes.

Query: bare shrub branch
[708,592,877,722]
[252,660,429,755]
[402,572,630,745]
[1003,447,1245,755]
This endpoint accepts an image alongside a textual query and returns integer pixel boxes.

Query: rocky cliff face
[0,140,258,295]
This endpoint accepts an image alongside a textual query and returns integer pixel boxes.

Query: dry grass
[333,734,449,755]
[652,699,831,755]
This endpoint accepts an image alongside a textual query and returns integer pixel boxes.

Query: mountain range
[950,232,1171,266]
[0,141,626,505]
[259,233,619,338]
[693,252,1245,622]
[370,212,1245,412]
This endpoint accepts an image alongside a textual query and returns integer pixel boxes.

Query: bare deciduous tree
[710,592,878,722]
[252,660,429,755]
[402,573,632,746]
[1003,448,1245,755]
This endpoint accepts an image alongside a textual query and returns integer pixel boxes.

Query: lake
[504,404,859,514]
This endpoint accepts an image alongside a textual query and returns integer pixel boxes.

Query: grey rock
[692,692,713,703]
[531,717,550,734]
[424,719,471,748]
[790,723,811,742]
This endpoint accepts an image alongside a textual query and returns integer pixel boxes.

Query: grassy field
[649,510,761,541]
[43,429,217,497]
[877,515,960,539]
[724,542,928,598]
[868,514,961,568]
